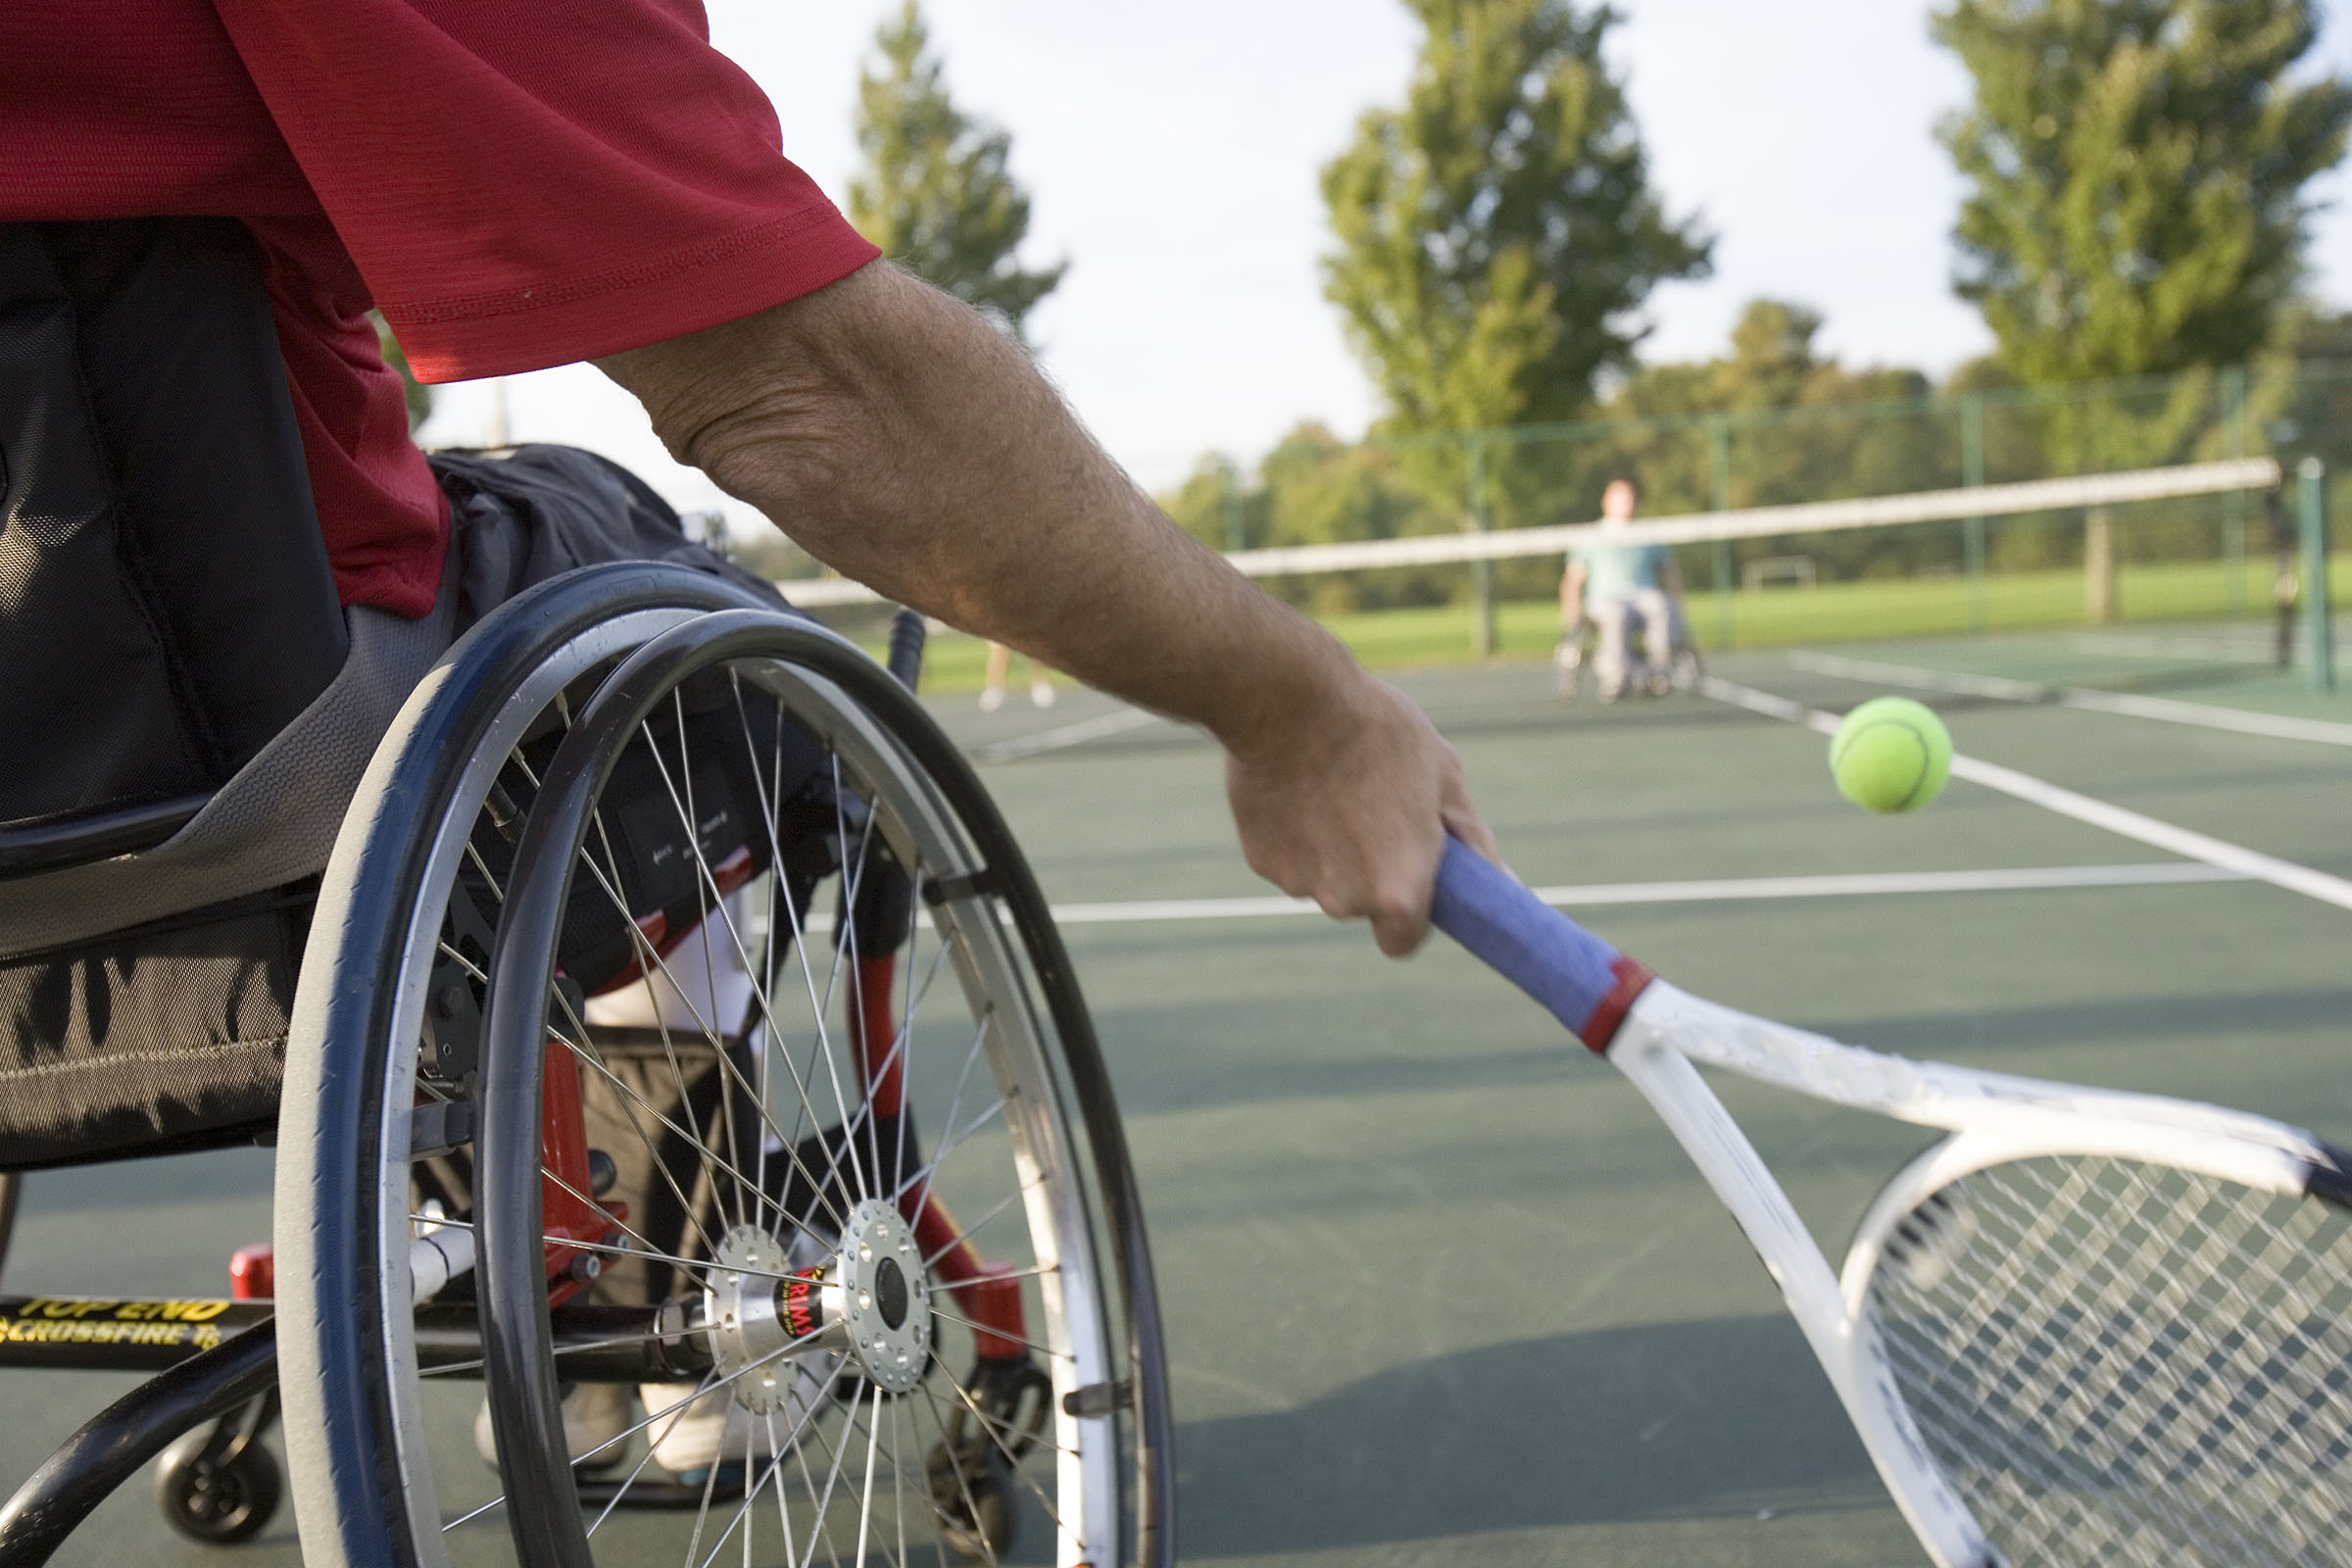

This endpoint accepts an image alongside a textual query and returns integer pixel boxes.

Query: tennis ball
[1829,697,1952,813]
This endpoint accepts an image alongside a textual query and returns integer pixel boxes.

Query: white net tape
[1869,1156,2352,1566]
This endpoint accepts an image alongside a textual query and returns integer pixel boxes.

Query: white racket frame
[1609,979,2341,1568]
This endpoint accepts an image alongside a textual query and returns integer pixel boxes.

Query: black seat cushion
[0,219,348,860]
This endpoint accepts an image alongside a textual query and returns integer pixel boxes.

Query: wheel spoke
[909,1393,1001,1566]
[917,1371,1074,1540]
[920,1184,1031,1272]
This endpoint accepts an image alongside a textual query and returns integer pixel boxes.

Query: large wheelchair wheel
[281,587,1170,1568]
[275,564,787,1567]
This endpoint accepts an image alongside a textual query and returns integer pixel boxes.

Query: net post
[1466,431,1495,659]
[2301,457,2334,694]
[1961,392,1986,633]
[2223,366,2247,615]
[1708,415,1733,649]
[2085,507,2117,623]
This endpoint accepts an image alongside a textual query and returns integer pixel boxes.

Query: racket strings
[1867,1155,2352,1567]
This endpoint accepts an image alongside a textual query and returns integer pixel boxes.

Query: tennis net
[785,456,2314,657]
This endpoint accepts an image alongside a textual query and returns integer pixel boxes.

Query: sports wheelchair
[1552,596,1702,704]
[0,219,1170,1568]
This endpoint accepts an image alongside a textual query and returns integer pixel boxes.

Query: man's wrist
[1211,632,1380,769]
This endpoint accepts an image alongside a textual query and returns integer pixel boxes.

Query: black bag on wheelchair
[0,217,824,1173]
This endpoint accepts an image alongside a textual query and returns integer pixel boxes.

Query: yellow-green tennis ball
[1830,697,1952,813]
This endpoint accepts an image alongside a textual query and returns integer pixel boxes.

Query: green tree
[372,313,431,432]
[1320,0,1709,436]
[1156,424,1453,611]
[848,2,1065,343]
[1592,300,1942,581]
[1934,0,2352,386]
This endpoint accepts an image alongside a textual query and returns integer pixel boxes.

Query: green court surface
[7,622,2350,1565]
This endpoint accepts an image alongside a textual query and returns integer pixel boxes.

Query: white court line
[802,861,2238,934]
[1700,673,2352,914]
[1043,862,2242,925]
[1788,649,2352,748]
[2067,630,2347,668]
[969,706,1162,763]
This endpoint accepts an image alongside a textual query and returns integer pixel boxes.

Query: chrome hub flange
[705,1225,809,1414]
[824,1199,932,1395]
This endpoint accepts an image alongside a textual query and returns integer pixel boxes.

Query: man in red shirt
[1,1,1491,954]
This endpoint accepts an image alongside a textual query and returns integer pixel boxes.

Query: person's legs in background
[1630,587,1675,695]
[1589,596,1634,701]
[980,641,1056,710]
[980,640,1012,711]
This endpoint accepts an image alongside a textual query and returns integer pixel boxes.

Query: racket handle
[1430,836,1654,1054]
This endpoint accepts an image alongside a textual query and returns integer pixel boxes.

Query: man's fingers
[1439,798,1500,863]
[1369,904,1430,957]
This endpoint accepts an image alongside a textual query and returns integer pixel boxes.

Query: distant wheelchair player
[1556,477,1698,702]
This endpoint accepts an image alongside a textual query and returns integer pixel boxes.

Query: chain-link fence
[1158,357,2352,654]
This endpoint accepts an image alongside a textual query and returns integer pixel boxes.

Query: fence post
[1708,414,1733,649]
[1962,392,1986,632]
[2301,457,2334,694]
[2223,366,2247,614]
[2084,508,2117,623]
[1219,458,1248,553]
[1467,432,1495,659]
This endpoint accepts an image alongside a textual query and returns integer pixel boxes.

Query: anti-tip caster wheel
[155,1423,282,1544]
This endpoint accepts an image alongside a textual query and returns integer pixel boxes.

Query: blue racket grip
[1430,836,1655,1053]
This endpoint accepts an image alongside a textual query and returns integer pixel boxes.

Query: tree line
[760,0,2352,606]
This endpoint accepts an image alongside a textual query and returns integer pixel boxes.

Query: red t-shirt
[0,2,879,616]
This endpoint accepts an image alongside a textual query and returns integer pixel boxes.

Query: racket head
[1843,1129,2352,1567]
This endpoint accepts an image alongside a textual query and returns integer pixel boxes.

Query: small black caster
[155,1402,281,1544]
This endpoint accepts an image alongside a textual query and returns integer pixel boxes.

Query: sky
[416,0,2352,528]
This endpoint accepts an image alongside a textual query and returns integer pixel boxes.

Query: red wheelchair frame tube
[853,950,1031,1362]
[538,1048,621,1308]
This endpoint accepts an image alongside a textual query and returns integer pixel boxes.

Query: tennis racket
[1430,836,2352,1568]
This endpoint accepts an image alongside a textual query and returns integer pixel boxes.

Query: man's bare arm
[597,261,1494,954]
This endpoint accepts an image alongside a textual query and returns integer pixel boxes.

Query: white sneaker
[1029,679,1055,708]
[977,685,1005,712]
[474,1381,634,1474]
[639,1356,830,1480]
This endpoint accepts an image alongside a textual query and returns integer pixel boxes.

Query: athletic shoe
[639,1356,830,1481]
[474,1382,634,1475]
[977,685,1005,712]
[1029,679,1055,708]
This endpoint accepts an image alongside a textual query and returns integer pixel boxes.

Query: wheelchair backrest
[0,219,350,877]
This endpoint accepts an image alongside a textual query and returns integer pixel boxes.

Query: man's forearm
[597,262,1355,761]
[602,260,1495,954]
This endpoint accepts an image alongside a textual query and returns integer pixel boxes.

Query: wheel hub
[827,1200,932,1395]
[705,1226,805,1414]
[701,1200,933,1409]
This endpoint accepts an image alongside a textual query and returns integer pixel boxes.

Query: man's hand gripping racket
[1432,837,2352,1568]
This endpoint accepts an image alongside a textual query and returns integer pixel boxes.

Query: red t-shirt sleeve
[209,0,879,383]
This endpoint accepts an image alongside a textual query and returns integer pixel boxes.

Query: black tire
[472,611,1170,1567]
[155,1426,282,1545]
[274,565,786,1568]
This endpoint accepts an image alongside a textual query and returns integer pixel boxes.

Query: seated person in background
[1560,478,1686,702]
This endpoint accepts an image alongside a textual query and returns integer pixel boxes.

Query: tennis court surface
[8,621,2348,1566]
